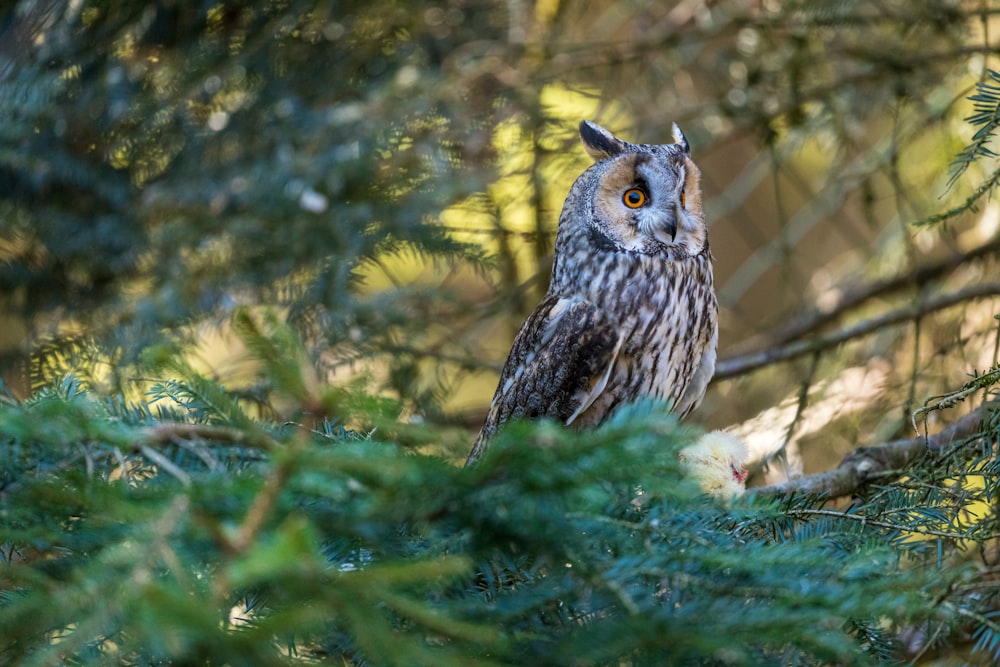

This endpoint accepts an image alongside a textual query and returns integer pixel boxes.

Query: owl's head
[569,120,706,257]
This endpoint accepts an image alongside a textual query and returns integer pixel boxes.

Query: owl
[465,120,717,466]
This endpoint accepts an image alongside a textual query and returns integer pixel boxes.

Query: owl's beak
[644,209,679,245]
[651,218,677,246]
[665,219,677,242]
[665,204,682,242]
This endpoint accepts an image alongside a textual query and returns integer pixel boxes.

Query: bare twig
[753,402,997,498]
[726,236,1000,355]
[926,165,1000,223]
[135,422,285,484]
[141,422,280,452]
[138,444,191,487]
[714,284,1000,380]
[912,364,1000,434]
[228,453,294,554]
[779,352,819,460]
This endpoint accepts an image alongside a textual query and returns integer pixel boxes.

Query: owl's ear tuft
[672,123,690,154]
[580,120,626,160]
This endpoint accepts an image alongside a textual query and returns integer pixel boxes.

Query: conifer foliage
[2,351,999,664]
[2,1,1000,665]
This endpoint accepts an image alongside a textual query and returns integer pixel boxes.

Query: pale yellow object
[679,430,748,498]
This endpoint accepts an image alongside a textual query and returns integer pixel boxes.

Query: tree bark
[753,402,998,498]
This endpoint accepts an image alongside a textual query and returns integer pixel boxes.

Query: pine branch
[948,69,1000,187]
[783,507,997,540]
[912,364,1000,432]
[919,164,1000,227]
[714,283,1000,380]
[754,401,997,498]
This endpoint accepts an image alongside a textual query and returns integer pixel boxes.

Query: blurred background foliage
[2,0,1000,664]
[2,0,999,473]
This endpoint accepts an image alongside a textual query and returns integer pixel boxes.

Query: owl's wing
[673,325,717,418]
[466,295,623,465]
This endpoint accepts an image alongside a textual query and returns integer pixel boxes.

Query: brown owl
[465,121,717,466]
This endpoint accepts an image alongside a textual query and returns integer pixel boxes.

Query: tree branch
[783,507,994,540]
[714,283,1000,380]
[141,422,280,452]
[753,402,997,498]
[723,235,1000,356]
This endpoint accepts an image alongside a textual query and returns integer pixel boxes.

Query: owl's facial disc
[586,144,706,255]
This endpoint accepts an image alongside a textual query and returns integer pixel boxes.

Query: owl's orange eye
[680,189,686,208]
[623,188,647,208]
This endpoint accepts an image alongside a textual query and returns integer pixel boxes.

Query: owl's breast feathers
[465,251,717,466]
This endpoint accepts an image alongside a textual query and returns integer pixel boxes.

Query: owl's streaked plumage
[465,121,717,466]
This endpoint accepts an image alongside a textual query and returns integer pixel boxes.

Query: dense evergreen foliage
[2,363,998,665]
[1,0,495,404]
[2,1,1000,664]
